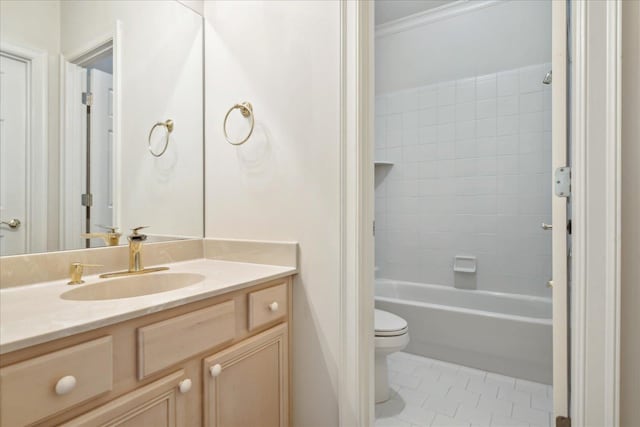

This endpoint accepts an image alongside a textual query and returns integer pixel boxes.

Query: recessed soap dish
[453,255,476,273]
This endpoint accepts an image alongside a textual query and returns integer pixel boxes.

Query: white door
[60,60,86,250]
[551,0,569,421]
[88,68,114,234]
[0,53,28,256]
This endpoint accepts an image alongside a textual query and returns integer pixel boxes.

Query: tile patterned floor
[375,352,553,427]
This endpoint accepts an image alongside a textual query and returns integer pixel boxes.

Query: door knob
[55,375,77,395]
[210,364,222,377]
[541,223,553,230]
[1,218,20,229]
[178,378,192,393]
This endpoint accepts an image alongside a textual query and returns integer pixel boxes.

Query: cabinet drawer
[138,300,235,379]
[248,283,287,331]
[0,336,113,426]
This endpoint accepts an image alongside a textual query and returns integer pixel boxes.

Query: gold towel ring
[223,102,254,146]
[148,119,174,157]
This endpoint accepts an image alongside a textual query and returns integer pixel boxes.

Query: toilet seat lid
[375,309,408,337]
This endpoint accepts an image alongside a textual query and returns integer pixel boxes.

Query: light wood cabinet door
[203,324,288,427]
[61,370,189,427]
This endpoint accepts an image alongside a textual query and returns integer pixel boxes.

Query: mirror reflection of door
[62,44,114,249]
[0,53,28,255]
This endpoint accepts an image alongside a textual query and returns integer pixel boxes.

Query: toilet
[374,308,410,403]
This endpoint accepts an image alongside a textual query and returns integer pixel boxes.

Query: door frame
[339,0,624,426]
[570,1,622,426]
[0,42,48,253]
[59,22,122,248]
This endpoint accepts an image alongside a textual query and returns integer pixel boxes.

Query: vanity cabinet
[0,276,292,427]
[203,324,288,427]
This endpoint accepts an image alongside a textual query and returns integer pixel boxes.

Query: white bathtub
[375,279,552,384]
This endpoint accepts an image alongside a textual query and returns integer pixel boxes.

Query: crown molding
[375,0,502,38]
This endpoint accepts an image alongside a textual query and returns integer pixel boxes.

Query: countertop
[0,258,296,355]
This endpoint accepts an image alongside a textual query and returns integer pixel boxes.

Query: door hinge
[82,92,93,106]
[554,166,571,198]
[556,416,571,427]
[81,193,93,207]
[373,220,376,236]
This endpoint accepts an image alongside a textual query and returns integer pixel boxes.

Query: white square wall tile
[497,96,519,116]
[497,115,519,136]
[519,64,546,94]
[455,159,478,177]
[438,124,455,142]
[420,85,438,109]
[476,99,497,120]
[403,111,419,130]
[477,137,497,156]
[497,70,519,97]
[420,126,438,144]
[476,118,497,138]
[438,83,456,106]
[456,102,476,122]
[476,74,497,100]
[455,122,475,141]
[420,108,438,127]
[520,112,544,133]
[456,78,476,104]
[520,91,544,113]
[438,105,455,124]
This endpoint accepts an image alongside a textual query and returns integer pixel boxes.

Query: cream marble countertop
[0,258,296,355]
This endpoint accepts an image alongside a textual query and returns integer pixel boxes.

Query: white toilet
[374,308,410,403]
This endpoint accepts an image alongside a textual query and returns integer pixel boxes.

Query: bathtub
[375,279,552,384]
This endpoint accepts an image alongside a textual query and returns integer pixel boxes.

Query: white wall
[204,1,341,425]
[0,0,61,250]
[376,0,551,94]
[60,0,203,238]
[374,1,552,297]
[621,1,640,424]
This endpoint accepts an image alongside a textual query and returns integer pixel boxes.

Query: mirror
[0,0,203,256]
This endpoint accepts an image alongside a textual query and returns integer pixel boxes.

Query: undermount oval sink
[60,272,205,301]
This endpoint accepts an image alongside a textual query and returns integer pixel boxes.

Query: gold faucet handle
[97,225,121,233]
[129,226,149,241]
[68,262,103,285]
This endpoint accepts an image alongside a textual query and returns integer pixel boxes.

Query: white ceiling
[375,0,455,26]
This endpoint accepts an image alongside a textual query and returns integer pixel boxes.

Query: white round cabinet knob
[178,378,192,394]
[55,375,77,395]
[269,301,279,312]
[210,364,222,377]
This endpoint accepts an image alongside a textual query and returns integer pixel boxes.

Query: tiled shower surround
[375,63,552,297]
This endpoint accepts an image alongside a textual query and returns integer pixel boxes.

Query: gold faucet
[82,226,122,246]
[68,262,103,285]
[99,226,168,279]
